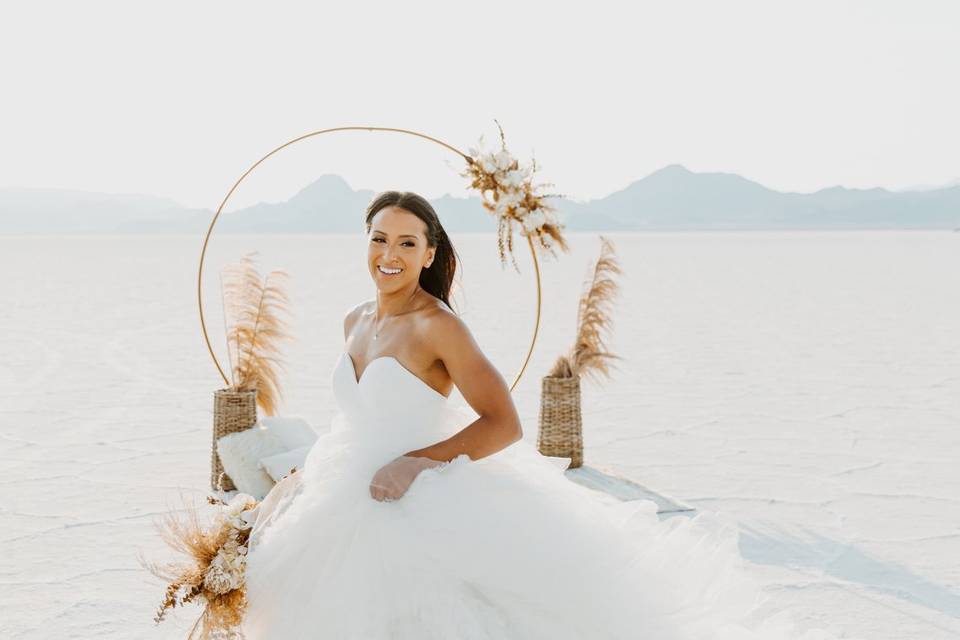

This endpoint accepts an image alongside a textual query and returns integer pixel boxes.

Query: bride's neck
[376,284,421,317]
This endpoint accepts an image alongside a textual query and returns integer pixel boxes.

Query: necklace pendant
[373,333,378,340]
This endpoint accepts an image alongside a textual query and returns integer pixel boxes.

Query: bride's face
[367,206,435,290]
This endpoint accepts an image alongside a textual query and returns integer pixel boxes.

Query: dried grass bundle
[219,252,294,416]
[137,491,258,639]
[548,235,623,382]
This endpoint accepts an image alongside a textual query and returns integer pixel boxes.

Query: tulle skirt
[240,405,833,640]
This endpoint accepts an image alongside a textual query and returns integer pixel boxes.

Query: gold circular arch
[198,126,542,394]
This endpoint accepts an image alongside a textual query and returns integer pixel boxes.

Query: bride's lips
[377,265,403,276]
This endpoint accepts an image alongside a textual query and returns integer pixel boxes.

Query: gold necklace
[373,286,420,340]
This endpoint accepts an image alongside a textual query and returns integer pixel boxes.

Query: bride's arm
[403,310,523,463]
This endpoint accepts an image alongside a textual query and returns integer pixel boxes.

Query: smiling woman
[364,191,455,310]
[369,224,428,282]
[235,185,849,637]
[236,183,855,640]
[343,190,526,454]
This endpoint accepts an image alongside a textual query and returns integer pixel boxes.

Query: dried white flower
[499,189,523,207]
[494,149,513,170]
[503,168,526,188]
[459,128,568,267]
[239,506,259,528]
[480,156,498,174]
[204,551,241,593]
[521,210,547,233]
[226,493,256,515]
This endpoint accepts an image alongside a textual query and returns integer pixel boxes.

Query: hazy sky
[2,0,958,210]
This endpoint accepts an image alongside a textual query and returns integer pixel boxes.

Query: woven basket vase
[536,375,583,469]
[211,388,258,492]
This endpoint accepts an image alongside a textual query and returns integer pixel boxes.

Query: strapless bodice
[308,351,460,462]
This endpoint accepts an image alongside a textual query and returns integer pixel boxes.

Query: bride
[239,191,835,639]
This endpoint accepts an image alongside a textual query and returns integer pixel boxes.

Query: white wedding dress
[240,351,835,639]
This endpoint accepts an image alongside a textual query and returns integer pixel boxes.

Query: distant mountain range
[2,165,958,233]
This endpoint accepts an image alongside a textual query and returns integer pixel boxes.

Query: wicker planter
[536,375,583,469]
[211,387,258,491]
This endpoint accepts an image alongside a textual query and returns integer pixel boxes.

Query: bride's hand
[369,454,447,502]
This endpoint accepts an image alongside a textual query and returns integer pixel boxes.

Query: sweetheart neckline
[342,351,450,401]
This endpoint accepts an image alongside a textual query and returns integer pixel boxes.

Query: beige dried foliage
[137,491,254,639]
[548,235,623,382]
[459,119,570,272]
[219,252,294,416]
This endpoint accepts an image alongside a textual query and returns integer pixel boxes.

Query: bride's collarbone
[347,323,417,370]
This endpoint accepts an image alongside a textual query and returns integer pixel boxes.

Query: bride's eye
[371,237,415,247]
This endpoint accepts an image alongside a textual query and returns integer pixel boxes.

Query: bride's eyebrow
[372,230,419,240]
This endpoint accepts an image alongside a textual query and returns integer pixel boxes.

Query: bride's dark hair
[364,191,459,311]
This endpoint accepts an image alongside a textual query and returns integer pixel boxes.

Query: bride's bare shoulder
[347,299,375,316]
[343,299,374,337]
[416,296,477,350]
[416,291,455,321]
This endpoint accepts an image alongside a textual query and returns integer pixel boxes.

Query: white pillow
[216,426,288,500]
[259,444,313,482]
[257,416,319,450]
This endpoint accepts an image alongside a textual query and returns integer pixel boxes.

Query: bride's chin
[373,276,405,289]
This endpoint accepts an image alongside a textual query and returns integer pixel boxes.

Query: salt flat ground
[0,230,957,639]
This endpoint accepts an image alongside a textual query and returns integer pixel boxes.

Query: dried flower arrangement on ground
[138,492,259,639]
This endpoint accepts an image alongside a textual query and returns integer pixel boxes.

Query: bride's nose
[382,245,399,263]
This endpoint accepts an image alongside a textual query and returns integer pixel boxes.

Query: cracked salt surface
[1,231,958,639]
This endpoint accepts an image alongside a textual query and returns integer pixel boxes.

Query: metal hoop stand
[197,126,542,393]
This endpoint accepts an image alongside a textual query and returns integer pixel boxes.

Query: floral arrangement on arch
[460,120,570,272]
